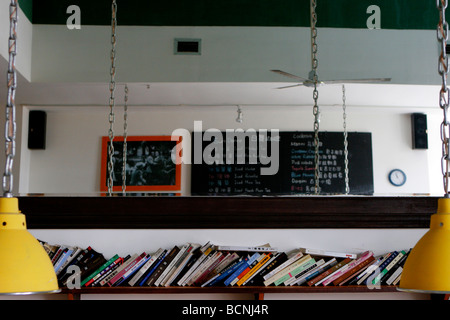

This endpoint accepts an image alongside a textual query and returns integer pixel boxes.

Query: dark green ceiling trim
[30,0,437,30]
[18,0,33,22]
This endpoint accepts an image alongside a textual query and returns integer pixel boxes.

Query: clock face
[389,169,406,187]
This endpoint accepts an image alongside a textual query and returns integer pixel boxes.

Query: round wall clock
[388,169,407,187]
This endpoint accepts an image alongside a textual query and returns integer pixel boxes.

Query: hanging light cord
[438,0,450,197]
[122,84,128,194]
[3,0,18,198]
[310,0,320,195]
[342,85,350,195]
[107,0,117,196]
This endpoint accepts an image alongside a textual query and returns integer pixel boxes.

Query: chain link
[3,0,18,198]
[310,0,321,195]
[342,85,350,195]
[438,0,450,197]
[107,0,117,196]
[122,84,128,194]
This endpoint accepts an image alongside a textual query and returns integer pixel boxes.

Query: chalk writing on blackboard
[191,131,373,195]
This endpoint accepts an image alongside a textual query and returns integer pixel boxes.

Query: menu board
[190,131,373,195]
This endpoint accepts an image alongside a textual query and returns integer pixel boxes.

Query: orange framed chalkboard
[100,135,182,192]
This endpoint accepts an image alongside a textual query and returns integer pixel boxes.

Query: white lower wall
[30,229,428,259]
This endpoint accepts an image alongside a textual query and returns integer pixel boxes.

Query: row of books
[39,240,410,288]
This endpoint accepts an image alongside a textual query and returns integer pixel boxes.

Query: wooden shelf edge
[20,195,437,229]
[60,285,400,295]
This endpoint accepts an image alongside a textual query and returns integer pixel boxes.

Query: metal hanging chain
[438,0,450,197]
[3,0,18,198]
[122,84,128,194]
[107,0,118,196]
[310,0,321,195]
[342,85,350,195]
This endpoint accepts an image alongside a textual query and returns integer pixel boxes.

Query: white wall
[19,104,438,195]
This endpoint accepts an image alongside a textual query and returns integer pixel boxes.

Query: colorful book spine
[232,254,266,286]
[334,256,375,286]
[90,257,123,287]
[262,251,303,281]
[321,251,373,286]
[158,244,190,286]
[81,254,119,287]
[372,251,405,285]
[355,252,392,285]
[128,249,163,287]
[385,251,410,285]
[274,259,317,286]
[177,249,210,286]
[291,258,336,286]
[360,251,398,285]
[114,254,151,286]
[186,251,222,286]
[139,250,167,286]
[224,253,259,286]
[287,259,326,286]
[53,248,73,273]
[247,253,287,286]
[101,253,138,286]
[239,253,273,286]
[263,255,312,286]
[206,258,245,287]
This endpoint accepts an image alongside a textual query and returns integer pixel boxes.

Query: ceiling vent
[174,38,201,55]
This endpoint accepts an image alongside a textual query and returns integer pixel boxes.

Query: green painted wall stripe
[18,0,33,22]
[30,0,437,30]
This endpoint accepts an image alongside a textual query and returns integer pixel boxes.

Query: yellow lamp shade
[399,197,450,294]
[0,197,60,295]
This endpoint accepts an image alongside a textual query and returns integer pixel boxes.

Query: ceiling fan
[271,0,391,89]
[271,69,391,89]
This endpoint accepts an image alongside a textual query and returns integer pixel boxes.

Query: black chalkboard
[190,131,373,195]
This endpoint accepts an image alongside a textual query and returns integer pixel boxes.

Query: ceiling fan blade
[275,84,304,89]
[271,70,309,81]
[321,78,392,84]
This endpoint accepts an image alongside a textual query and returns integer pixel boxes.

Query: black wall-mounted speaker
[411,113,428,150]
[28,110,47,150]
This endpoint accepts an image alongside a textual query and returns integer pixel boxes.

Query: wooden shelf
[19,195,436,229]
[19,196,433,300]
[60,285,400,300]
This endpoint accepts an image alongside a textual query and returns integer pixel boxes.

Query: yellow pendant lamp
[0,1,59,295]
[398,198,450,293]
[398,0,450,294]
[0,198,59,295]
